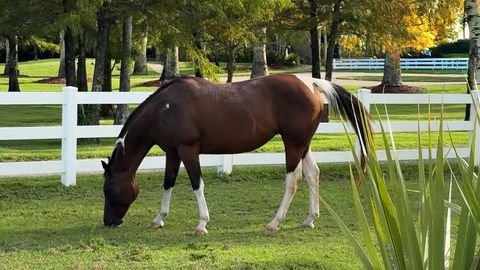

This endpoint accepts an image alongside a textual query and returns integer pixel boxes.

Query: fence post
[355,89,372,156]
[469,90,480,166]
[61,86,78,186]
[218,155,233,174]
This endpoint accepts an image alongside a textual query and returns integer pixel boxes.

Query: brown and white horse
[102,74,372,234]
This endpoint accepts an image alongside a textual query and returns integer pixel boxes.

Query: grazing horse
[102,74,372,234]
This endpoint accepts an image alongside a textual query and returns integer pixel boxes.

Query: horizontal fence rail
[333,58,468,70]
[0,87,479,186]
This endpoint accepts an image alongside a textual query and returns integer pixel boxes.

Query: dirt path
[147,63,465,87]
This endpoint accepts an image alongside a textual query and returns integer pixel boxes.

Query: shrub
[322,100,480,270]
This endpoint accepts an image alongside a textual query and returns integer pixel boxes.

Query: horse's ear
[101,160,110,172]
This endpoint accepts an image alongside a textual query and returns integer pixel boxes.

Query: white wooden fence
[0,87,479,186]
[333,58,468,70]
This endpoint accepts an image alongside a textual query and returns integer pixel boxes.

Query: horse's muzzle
[103,217,123,227]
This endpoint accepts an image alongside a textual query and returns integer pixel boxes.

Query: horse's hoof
[192,228,208,235]
[264,225,278,234]
[301,222,315,229]
[149,221,163,229]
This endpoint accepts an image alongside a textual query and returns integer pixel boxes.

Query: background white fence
[333,58,468,70]
[0,87,479,186]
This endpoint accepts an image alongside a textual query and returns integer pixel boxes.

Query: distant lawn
[337,75,466,83]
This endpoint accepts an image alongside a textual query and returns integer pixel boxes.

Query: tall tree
[6,36,19,92]
[251,27,269,78]
[309,0,321,79]
[160,46,180,80]
[366,0,463,90]
[466,0,480,120]
[3,38,10,75]
[58,31,66,77]
[90,1,113,125]
[115,15,132,124]
[325,0,341,81]
[63,0,77,87]
[133,31,148,75]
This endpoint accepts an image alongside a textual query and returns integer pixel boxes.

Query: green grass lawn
[0,60,475,268]
[0,164,435,269]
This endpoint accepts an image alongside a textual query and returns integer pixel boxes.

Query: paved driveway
[148,63,466,87]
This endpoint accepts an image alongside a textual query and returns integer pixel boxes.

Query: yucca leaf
[349,165,383,269]
[371,198,395,270]
[320,196,376,270]
[428,104,445,270]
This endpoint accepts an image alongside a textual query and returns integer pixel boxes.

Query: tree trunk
[100,55,113,117]
[155,45,162,62]
[382,50,402,87]
[250,27,269,79]
[160,46,180,80]
[90,3,111,125]
[193,30,203,78]
[77,31,87,93]
[64,27,77,86]
[3,38,10,75]
[7,36,20,92]
[466,0,480,120]
[309,0,321,79]
[323,28,328,66]
[33,42,38,60]
[115,15,132,125]
[77,30,88,125]
[325,0,341,81]
[58,31,66,77]
[226,47,235,83]
[133,32,148,75]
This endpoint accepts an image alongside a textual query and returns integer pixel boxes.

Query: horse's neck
[113,134,153,174]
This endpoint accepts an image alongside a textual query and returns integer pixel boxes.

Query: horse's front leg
[178,146,210,235]
[150,151,181,229]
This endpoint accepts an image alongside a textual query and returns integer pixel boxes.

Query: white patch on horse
[151,187,173,228]
[193,179,209,234]
[294,74,314,93]
[114,131,128,150]
[312,78,339,112]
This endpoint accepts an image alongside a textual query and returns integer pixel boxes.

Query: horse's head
[101,156,139,227]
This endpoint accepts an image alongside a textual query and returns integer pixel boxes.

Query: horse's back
[153,75,323,154]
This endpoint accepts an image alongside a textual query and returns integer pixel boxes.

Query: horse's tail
[312,78,373,184]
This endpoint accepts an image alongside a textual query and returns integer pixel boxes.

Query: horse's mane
[107,77,192,165]
[117,76,192,139]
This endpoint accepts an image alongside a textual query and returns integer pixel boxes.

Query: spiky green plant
[321,95,480,270]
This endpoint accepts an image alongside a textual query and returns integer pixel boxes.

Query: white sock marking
[152,187,173,226]
[193,179,209,233]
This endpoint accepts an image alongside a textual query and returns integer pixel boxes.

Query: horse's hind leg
[150,151,181,229]
[301,148,320,228]
[266,139,305,232]
[178,145,210,235]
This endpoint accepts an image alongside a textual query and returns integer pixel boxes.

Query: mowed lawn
[0,60,474,268]
[0,165,370,269]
